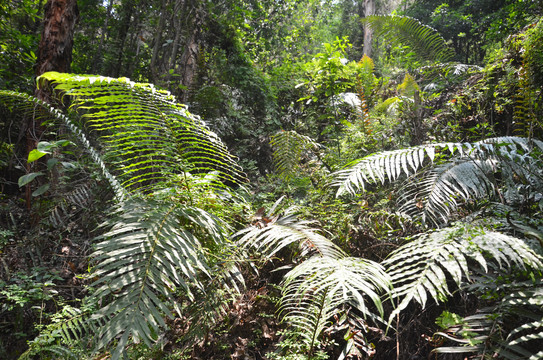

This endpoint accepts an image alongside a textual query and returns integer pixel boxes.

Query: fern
[2,75,248,358]
[89,196,230,358]
[38,72,246,192]
[333,136,543,226]
[361,15,455,63]
[236,205,391,357]
[384,224,543,320]
[0,89,125,200]
[433,280,543,359]
[270,130,320,181]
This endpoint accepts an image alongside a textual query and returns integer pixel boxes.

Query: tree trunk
[27,0,78,211]
[166,0,186,83]
[90,0,112,74]
[35,0,79,101]
[177,0,203,102]
[112,0,135,77]
[363,0,375,58]
[150,0,168,82]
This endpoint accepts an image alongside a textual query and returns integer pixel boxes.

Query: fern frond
[361,15,455,62]
[433,282,543,359]
[399,158,496,226]
[270,130,320,180]
[384,225,543,319]
[236,206,345,260]
[333,137,543,225]
[280,256,391,353]
[0,89,125,200]
[38,72,246,193]
[332,142,451,196]
[90,197,228,359]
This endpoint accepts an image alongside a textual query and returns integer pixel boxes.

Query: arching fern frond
[270,130,320,180]
[90,196,228,359]
[361,15,455,63]
[398,158,496,226]
[280,256,391,356]
[333,137,543,226]
[384,224,543,320]
[38,72,246,193]
[236,206,345,260]
[0,89,125,200]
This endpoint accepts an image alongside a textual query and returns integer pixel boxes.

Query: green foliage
[0,0,41,91]
[433,279,543,359]
[396,73,420,97]
[38,72,246,192]
[90,195,233,358]
[523,19,543,89]
[332,136,543,226]
[270,130,320,181]
[237,204,391,358]
[385,224,543,319]
[362,15,455,63]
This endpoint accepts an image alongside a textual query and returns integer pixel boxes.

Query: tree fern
[361,15,455,63]
[384,224,543,320]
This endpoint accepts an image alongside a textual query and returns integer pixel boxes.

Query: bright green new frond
[384,225,543,319]
[270,130,320,180]
[362,15,455,62]
[90,197,228,359]
[38,72,246,193]
[0,89,125,200]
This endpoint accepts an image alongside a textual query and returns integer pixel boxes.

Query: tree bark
[35,0,79,101]
[177,0,203,102]
[91,0,112,74]
[150,0,168,82]
[363,0,375,58]
[27,0,78,211]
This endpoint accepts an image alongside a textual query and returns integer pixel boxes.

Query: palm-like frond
[398,158,496,226]
[38,72,246,192]
[90,197,228,359]
[433,281,543,359]
[280,256,391,355]
[0,89,125,199]
[361,15,455,62]
[270,130,320,180]
[384,224,543,319]
[333,137,543,226]
[236,207,346,260]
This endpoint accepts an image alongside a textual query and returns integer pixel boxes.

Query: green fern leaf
[236,207,346,260]
[90,197,228,359]
[38,72,246,193]
[270,130,320,180]
[362,15,455,62]
[385,225,543,319]
[280,256,391,352]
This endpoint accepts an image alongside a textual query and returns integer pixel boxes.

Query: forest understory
[1,0,543,359]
